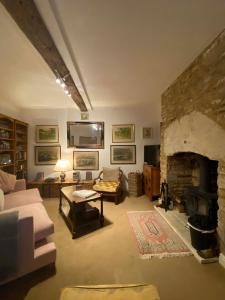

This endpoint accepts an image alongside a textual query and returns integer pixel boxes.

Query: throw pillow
[0,170,16,193]
[103,167,120,181]
[0,188,4,211]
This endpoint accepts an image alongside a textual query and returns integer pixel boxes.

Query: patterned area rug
[127,210,192,258]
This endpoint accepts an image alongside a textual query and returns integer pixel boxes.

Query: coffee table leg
[72,229,77,239]
[71,203,79,239]
[59,189,62,212]
[100,197,104,227]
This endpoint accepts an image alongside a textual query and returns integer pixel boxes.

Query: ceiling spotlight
[55,70,72,96]
[56,78,61,84]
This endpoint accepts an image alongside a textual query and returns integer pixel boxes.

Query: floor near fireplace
[154,206,218,264]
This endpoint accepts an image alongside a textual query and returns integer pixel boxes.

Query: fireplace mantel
[164,111,225,162]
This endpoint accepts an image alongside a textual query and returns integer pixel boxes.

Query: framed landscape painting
[36,125,59,143]
[73,151,99,170]
[35,146,61,165]
[112,124,135,143]
[110,145,136,164]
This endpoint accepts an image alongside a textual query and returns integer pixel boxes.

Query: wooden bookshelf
[0,113,28,179]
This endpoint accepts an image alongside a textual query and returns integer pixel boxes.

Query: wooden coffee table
[59,185,104,239]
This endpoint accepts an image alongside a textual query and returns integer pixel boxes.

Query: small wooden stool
[60,284,160,300]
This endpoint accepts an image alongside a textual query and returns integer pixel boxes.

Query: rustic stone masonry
[217,161,225,253]
[161,29,225,254]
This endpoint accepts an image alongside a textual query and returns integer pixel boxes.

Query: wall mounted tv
[144,145,160,166]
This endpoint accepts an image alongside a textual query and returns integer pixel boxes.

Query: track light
[55,70,71,97]
[56,78,61,84]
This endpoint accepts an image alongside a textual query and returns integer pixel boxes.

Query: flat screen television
[144,145,160,166]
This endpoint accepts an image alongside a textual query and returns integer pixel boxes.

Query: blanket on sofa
[0,211,18,280]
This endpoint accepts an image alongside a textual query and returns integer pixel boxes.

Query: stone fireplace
[160,29,225,261]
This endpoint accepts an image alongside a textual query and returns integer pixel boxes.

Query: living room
[1,1,225,300]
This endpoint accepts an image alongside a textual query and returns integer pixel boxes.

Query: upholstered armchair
[93,167,123,205]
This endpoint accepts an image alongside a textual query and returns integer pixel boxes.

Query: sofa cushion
[0,170,16,194]
[4,188,43,210]
[3,203,54,242]
[103,167,120,181]
[0,189,4,211]
[59,284,160,300]
[93,181,120,193]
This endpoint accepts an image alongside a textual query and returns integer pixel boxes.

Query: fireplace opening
[167,152,218,228]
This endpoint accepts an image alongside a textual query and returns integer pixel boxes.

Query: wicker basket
[128,172,143,197]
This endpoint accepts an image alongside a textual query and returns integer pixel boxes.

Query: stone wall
[161,29,225,255]
[161,29,225,130]
[218,161,225,253]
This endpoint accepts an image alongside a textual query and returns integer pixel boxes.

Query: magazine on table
[72,189,97,198]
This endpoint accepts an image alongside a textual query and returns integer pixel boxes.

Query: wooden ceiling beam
[0,0,87,111]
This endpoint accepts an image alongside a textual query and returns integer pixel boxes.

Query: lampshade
[54,159,71,172]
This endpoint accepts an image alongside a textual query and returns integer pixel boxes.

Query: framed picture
[36,125,59,143]
[73,171,80,181]
[35,146,61,165]
[143,127,152,139]
[35,172,44,181]
[110,145,136,164]
[73,151,99,170]
[86,171,92,180]
[67,122,104,149]
[81,112,89,120]
[112,124,135,143]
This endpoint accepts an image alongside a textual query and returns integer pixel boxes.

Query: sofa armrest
[0,210,33,284]
[17,214,34,273]
[13,179,26,192]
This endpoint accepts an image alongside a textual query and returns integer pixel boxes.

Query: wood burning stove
[166,152,219,252]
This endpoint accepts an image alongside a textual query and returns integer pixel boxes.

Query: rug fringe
[140,252,193,259]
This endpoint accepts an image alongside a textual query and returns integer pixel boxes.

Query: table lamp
[54,159,71,182]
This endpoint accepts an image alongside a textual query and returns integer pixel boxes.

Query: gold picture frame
[143,127,152,139]
[112,124,135,143]
[35,145,61,165]
[73,151,99,170]
[36,125,59,143]
[110,145,136,164]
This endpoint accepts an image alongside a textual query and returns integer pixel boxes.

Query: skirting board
[219,253,225,269]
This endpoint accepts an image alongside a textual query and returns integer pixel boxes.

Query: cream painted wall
[24,105,160,182]
[0,101,23,120]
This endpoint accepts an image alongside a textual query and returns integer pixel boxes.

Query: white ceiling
[1,0,225,111]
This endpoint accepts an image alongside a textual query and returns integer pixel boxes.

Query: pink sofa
[0,179,56,285]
